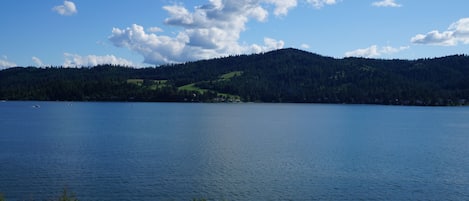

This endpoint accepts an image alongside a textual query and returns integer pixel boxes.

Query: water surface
[1,102,468,200]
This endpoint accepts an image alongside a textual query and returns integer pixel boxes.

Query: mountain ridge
[1,48,469,105]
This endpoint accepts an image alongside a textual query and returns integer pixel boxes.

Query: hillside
[1,48,469,105]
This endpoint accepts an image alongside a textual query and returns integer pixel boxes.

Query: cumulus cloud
[0,56,16,69]
[63,53,134,67]
[251,38,285,53]
[32,56,44,66]
[306,0,338,9]
[53,0,77,16]
[411,18,469,46]
[109,0,293,65]
[372,0,402,7]
[265,0,298,16]
[411,31,455,46]
[109,24,190,64]
[345,45,409,58]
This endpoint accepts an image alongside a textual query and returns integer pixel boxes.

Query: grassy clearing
[126,79,144,85]
[177,71,244,101]
[127,79,168,90]
[178,83,208,93]
[177,71,243,101]
[220,71,243,80]
[179,83,241,102]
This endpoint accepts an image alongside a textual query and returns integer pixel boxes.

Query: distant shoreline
[2,99,467,107]
[2,49,469,106]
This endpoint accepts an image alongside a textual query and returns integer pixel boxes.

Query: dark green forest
[1,48,469,105]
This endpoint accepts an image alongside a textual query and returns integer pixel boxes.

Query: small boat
[32,105,40,108]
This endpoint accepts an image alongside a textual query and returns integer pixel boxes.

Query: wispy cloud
[411,18,469,46]
[307,0,338,9]
[372,0,402,8]
[0,56,16,69]
[63,53,134,67]
[52,0,77,16]
[345,45,409,58]
[32,56,44,66]
[300,44,311,49]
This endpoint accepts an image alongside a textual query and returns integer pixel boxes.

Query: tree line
[1,48,469,105]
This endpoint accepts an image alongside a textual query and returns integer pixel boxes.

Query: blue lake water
[1,101,469,200]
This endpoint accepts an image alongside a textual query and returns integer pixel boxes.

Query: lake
[1,101,468,200]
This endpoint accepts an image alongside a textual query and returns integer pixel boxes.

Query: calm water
[0,101,468,200]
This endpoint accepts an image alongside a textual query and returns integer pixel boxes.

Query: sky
[0,0,468,68]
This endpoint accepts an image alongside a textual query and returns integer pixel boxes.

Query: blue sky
[0,0,468,68]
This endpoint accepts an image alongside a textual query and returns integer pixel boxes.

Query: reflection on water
[1,102,469,200]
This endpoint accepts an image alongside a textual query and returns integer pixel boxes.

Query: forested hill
[1,48,469,105]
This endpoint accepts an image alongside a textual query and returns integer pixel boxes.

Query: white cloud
[411,31,455,46]
[147,27,164,33]
[345,45,409,58]
[250,37,285,53]
[32,56,44,66]
[300,43,310,49]
[109,24,189,64]
[411,18,469,46]
[306,0,337,9]
[63,53,134,67]
[346,45,380,58]
[264,0,298,16]
[372,0,402,8]
[0,56,16,69]
[109,0,291,65]
[52,0,77,16]
[381,45,410,54]
[264,37,285,50]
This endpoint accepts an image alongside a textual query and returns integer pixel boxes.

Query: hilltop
[1,48,469,105]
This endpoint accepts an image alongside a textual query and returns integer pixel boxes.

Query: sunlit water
[1,101,468,200]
